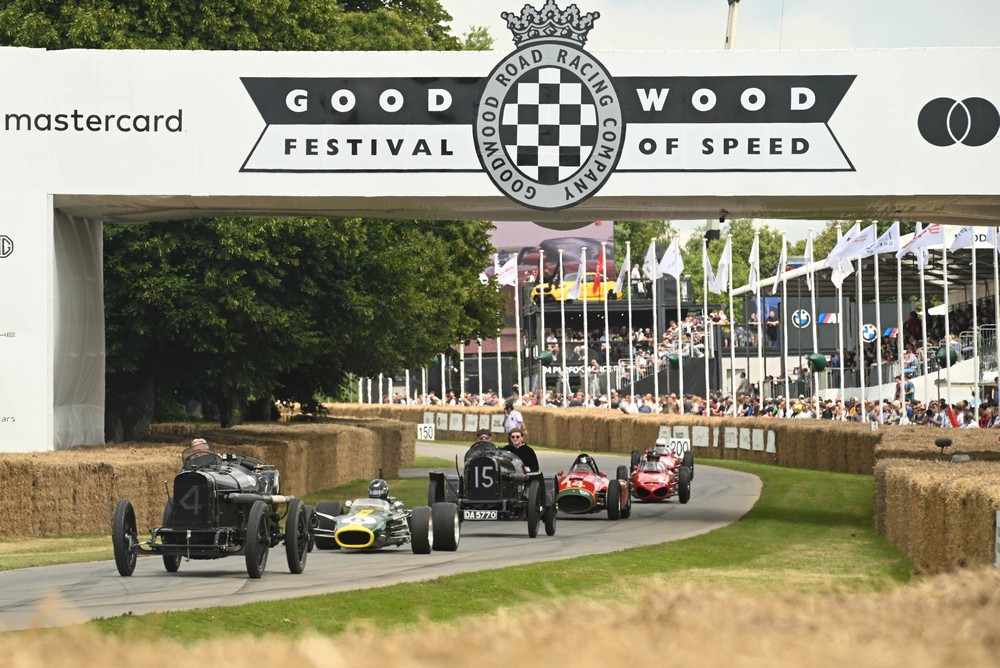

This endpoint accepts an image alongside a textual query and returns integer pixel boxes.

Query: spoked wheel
[284,499,309,574]
[410,506,433,554]
[245,500,270,578]
[112,499,138,577]
[526,479,542,538]
[161,498,181,573]
[430,502,460,551]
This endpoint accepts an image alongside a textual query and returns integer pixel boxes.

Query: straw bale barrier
[874,458,1000,573]
[0,419,413,539]
[322,403,880,473]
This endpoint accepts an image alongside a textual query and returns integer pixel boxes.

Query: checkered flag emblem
[498,67,599,185]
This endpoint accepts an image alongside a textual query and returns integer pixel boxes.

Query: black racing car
[111,439,310,579]
[428,441,557,538]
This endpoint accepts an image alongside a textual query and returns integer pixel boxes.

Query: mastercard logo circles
[918,97,1000,147]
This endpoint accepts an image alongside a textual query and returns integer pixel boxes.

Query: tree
[462,25,494,51]
[614,220,676,264]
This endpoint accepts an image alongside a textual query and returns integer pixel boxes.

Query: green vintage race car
[313,479,460,554]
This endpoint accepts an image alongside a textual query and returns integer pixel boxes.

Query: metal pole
[513,252,522,399]
[730,234,738,408]
[602,242,612,405]
[581,246,590,402]
[405,368,411,404]
[358,377,363,404]
[896,245,905,405]
[919,230,930,403]
[724,0,741,50]
[439,353,446,403]
[703,237,711,413]
[652,246,660,403]
[857,256,866,411]
[874,246,884,423]
[753,231,763,399]
[944,241,952,408]
[677,270,685,415]
[808,229,820,417]
[972,237,980,411]
[459,345,465,401]
[993,227,1000,410]
[378,373,383,403]
[559,249,569,406]
[626,241,636,400]
[781,235,791,407]
[494,254,503,399]
[539,249,546,405]
[477,338,483,403]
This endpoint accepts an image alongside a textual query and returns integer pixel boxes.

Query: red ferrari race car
[629,438,693,504]
[555,453,631,520]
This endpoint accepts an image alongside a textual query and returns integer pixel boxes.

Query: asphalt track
[0,444,761,631]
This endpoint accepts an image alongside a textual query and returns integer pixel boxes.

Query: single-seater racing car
[428,439,557,538]
[111,438,310,579]
[555,453,631,519]
[630,439,692,504]
[313,478,460,553]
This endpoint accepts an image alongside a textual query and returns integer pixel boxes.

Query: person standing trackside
[503,399,525,439]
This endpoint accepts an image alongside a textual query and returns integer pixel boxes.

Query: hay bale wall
[0,419,413,539]
[874,459,1000,573]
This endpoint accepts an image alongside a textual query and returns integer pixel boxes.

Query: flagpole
[651,245,660,403]
[943,241,952,408]
[781,235,791,406]
[971,236,979,410]
[559,249,569,406]
[538,249,546,406]
[993,227,1000,410]
[477,338,483,403]
[703,237,711,413]
[874,240,884,423]
[857,253,866,410]
[808,229,820,418]
[602,242,612,406]
[919,226,929,403]
[459,344,465,402]
[729,235,737,408]
[896,242,904,405]
[752,232,762,400]
[513,253,522,399]
[581,246,590,403]
[626,241,636,400]
[421,368,427,403]
[439,354,446,402]
[358,377,363,404]
[378,372,383,403]
[494,254,504,399]
[677,262,685,415]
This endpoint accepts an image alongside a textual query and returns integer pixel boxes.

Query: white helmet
[654,437,667,448]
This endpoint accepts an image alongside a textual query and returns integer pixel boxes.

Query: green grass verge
[87,460,911,641]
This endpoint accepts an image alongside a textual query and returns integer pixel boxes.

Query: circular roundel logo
[862,323,878,342]
[791,309,811,329]
[918,97,1000,147]
[474,42,624,211]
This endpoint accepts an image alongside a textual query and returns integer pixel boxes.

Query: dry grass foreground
[6,568,999,667]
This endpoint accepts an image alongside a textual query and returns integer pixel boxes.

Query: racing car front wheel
[606,479,623,520]
[678,466,692,504]
[431,502,460,551]
[543,477,558,536]
[314,501,342,550]
[682,451,694,479]
[161,498,181,573]
[112,499,138,577]
[284,498,309,574]
[526,479,542,538]
[630,449,641,470]
[245,500,270,578]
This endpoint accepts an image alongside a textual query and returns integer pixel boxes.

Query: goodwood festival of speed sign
[473,2,623,210]
[240,1,857,212]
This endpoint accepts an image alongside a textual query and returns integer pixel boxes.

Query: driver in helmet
[652,437,669,455]
[368,478,390,500]
[182,437,218,468]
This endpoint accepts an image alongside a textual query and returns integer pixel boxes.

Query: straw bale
[877,425,1000,462]
[874,458,1000,573]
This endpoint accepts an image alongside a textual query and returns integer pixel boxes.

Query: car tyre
[678,466,692,504]
[410,505,433,554]
[630,449,641,470]
[606,479,622,520]
[681,450,694,479]
[526,479,542,538]
[314,501,342,550]
[431,502,460,551]
[304,505,316,553]
[284,498,308,574]
[543,486,557,537]
[245,500,270,578]
[161,498,181,573]
[428,478,444,506]
[616,464,629,481]
[112,499,138,577]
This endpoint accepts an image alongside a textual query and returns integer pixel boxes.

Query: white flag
[826,222,862,264]
[830,257,854,290]
[642,240,662,280]
[714,236,732,293]
[842,224,878,259]
[804,234,815,292]
[703,242,719,294]
[496,255,518,287]
[771,236,787,295]
[659,238,684,279]
[748,234,760,293]
[859,221,900,259]
[949,225,975,252]
[614,257,629,294]
[565,264,586,300]
[896,222,943,260]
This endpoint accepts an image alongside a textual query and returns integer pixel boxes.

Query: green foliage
[682,219,783,309]
[461,25,494,51]
[0,0,461,51]
[614,220,675,262]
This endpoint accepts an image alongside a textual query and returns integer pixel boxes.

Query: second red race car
[630,438,693,504]
[555,453,631,520]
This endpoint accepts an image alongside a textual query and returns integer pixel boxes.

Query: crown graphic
[501,1,600,48]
